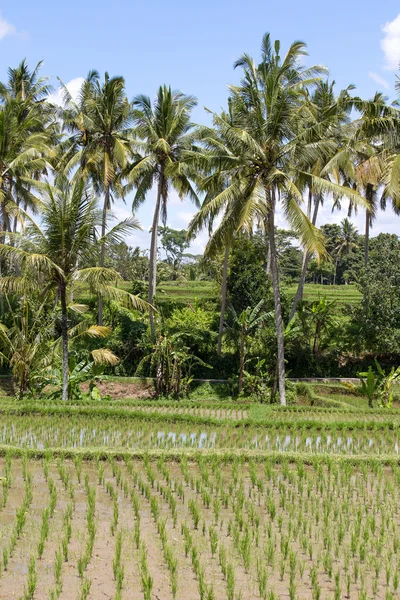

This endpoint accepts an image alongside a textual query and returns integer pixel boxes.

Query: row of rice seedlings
[77,475,97,578]
[8,402,400,434]
[37,473,57,559]
[105,479,119,536]
[11,395,252,413]
[140,542,153,600]
[93,455,400,596]
[20,556,37,600]
[0,451,12,509]
[2,467,33,574]
[181,523,216,600]
[3,454,400,597]
[4,412,400,456]
[47,499,74,600]
[143,454,400,597]
[112,530,125,600]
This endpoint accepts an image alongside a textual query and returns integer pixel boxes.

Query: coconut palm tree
[328,93,399,269]
[0,99,54,236]
[189,34,363,404]
[0,294,55,398]
[127,85,199,339]
[0,179,144,400]
[288,80,355,320]
[59,71,134,324]
[226,300,269,393]
[353,94,393,268]
[0,60,57,238]
[0,59,52,103]
[187,97,243,356]
[333,217,359,283]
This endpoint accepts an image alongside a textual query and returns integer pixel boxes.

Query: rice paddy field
[1,384,400,599]
[74,280,361,309]
[154,281,362,307]
[286,284,361,304]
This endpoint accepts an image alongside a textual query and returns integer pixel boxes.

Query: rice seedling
[21,556,37,600]
[140,543,153,600]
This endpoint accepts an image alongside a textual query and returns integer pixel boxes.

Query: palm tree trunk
[60,281,69,401]
[288,192,320,322]
[313,322,321,356]
[217,244,230,356]
[266,245,271,275]
[12,198,19,236]
[267,191,286,406]
[238,330,245,394]
[289,251,310,322]
[364,209,370,268]
[148,179,162,340]
[98,186,109,326]
[333,254,339,285]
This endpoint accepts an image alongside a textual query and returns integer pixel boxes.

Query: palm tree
[0,179,144,400]
[127,85,199,339]
[0,59,52,102]
[59,71,134,324]
[329,93,399,269]
[226,300,269,393]
[0,294,54,398]
[187,97,243,356]
[289,80,354,320]
[0,99,53,237]
[189,34,363,404]
[353,94,392,268]
[333,218,358,283]
[0,60,57,238]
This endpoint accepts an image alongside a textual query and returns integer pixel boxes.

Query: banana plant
[225,300,271,394]
[136,332,210,397]
[32,349,119,401]
[345,359,400,408]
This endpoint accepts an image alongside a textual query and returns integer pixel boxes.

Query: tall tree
[127,86,199,339]
[333,218,359,283]
[59,71,134,324]
[289,81,354,319]
[189,34,363,404]
[0,179,143,400]
[226,300,269,393]
[0,59,52,105]
[329,93,398,270]
[187,99,241,355]
[0,60,56,237]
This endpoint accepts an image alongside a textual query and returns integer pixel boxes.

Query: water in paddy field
[0,421,398,455]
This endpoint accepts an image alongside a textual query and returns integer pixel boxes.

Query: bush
[285,380,297,405]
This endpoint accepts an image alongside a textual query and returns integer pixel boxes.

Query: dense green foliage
[0,34,400,401]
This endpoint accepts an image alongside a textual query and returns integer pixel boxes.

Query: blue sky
[2,1,400,252]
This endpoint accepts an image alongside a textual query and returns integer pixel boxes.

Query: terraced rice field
[287,283,361,304]
[1,392,400,599]
[156,281,362,306]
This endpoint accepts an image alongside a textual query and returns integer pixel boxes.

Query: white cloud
[381,13,400,70]
[0,15,16,40]
[176,210,196,225]
[368,71,390,89]
[48,77,84,106]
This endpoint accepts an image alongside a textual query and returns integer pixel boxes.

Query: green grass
[77,278,361,309]
[157,281,361,305]
[156,280,217,305]
[287,283,361,304]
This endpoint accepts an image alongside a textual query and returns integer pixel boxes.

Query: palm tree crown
[189,34,363,404]
[59,71,135,324]
[127,85,199,338]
